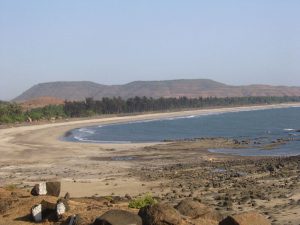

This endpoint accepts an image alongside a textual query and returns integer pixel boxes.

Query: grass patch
[4,184,17,191]
[128,193,157,209]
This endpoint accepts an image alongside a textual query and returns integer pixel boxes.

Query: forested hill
[13,79,300,102]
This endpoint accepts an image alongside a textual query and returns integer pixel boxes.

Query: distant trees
[0,103,65,124]
[0,102,25,123]
[1,96,300,124]
[63,96,300,118]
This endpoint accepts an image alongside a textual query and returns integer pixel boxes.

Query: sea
[64,106,300,157]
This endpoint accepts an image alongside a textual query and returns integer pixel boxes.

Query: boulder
[219,211,271,225]
[93,209,142,225]
[138,203,182,225]
[199,210,224,222]
[31,182,47,196]
[31,181,61,197]
[46,181,61,197]
[193,218,219,225]
[31,204,42,222]
[175,199,213,219]
[68,214,85,225]
[56,198,69,220]
[31,199,68,222]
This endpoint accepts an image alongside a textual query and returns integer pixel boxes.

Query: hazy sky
[1,1,300,100]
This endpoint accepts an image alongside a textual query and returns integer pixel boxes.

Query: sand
[0,103,300,197]
[1,103,300,225]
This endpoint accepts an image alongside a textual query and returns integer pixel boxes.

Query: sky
[0,1,300,100]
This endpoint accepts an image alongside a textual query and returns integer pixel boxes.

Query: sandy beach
[0,103,300,196]
[1,103,300,225]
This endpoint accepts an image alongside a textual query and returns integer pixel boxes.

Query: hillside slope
[13,79,300,102]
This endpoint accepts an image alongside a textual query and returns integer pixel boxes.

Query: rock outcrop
[219,211,271,225]
[138,203,182,225]
[93,209,142,225]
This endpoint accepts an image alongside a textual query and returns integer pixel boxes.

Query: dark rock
[30,181,60,196]
[219,211,271,225]
[31,182,47,196]
[31,204,42,222]
[94,209,142,225]
[31,200,66,222]
[175,198,211,218]
[46,181,61,197]
[138,203,182,225]
[68,214,85,225]
[64,192,71,200]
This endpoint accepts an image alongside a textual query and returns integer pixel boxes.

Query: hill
[19,96,65,110]
[13,79,300,102]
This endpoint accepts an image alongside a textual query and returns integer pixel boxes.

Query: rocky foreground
[0,182,271,225]
[1,137,300,225]
[1,153,300,225]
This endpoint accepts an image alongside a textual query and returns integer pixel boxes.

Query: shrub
[4,184,17,191]
[128,193,157,209]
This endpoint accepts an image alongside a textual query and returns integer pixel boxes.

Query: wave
[73,135,130,144]
[284,128,295,131]
[78,128,95,134]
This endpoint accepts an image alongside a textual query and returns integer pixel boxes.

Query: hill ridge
[13,79,300,102]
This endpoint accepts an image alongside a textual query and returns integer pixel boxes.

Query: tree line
[1,96,300,124]
[63,96,300,117]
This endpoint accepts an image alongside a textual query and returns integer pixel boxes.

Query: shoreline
[2,102,300,143]
[0,102,300,198]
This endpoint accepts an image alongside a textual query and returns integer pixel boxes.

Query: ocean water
[64,107,300,156]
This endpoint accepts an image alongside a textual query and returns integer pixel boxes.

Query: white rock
[56,202,66,216]
[31,204,42,222]
[38,182,47,195]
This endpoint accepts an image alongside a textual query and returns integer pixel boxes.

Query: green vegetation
[4,184,17,191]
[0,102,66,124]
[64,96,300,117]
[0,102,26,123]
[1,96,300,124]
[128,193,157,209]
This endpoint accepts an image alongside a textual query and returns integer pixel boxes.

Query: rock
[94,209,142,225]
[219,211,271,225]
[46,181,61,197]
[31,200,67,222]
[193,218,219,225]
[138,203,182,225]
[56,199,69,220]
[31,182,47,196]
[175,199,211,218]
[65,192,71,200]
[31,204,42,222]
[30,181,60,196]
[68,214,85,225]
[199,210,224,222]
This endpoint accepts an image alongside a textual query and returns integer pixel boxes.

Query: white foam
[78,128,95,134]
[284,128,295,131]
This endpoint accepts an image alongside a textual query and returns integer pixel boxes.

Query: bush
[128,193,157,209]
[4,184,17,191]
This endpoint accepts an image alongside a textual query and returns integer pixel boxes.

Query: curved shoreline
[0,103,299,148]
[1,103,300,197]
[63,102,300,144]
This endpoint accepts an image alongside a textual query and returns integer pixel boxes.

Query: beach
[1,103,300,224]
[0,103,300,195]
